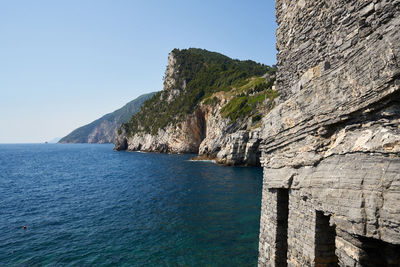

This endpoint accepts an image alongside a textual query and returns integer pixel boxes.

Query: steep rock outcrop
[198,98,263,166]
[116,108,206,153]
[258,1,400,266]
[115,48,277,165]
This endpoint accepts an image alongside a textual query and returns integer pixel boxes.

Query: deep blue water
[0,144,262,266]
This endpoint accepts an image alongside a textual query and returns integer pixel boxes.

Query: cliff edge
[115,48,277,166]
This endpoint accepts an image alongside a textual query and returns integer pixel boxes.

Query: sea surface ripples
[0,144,262,266]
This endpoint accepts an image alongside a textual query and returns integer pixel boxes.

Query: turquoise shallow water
[0,144,262,266]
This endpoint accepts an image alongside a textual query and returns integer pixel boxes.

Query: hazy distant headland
[59,92,156,144]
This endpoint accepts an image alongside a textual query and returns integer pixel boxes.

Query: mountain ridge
[59,92,156,144]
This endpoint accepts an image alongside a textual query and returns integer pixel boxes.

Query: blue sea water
[0,144,262,266]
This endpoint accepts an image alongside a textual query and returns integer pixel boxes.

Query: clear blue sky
[0,0,277,143]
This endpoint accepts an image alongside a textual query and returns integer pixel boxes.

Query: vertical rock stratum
[258,1,400,266]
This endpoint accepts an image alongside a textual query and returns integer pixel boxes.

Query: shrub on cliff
[122,48,276,136]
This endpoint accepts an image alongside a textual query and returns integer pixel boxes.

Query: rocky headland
[114,48,277,166]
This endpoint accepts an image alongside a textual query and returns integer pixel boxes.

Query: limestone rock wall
[198,99,262,166]
[275,0,400,102]
[259,0,400,266]
[115,108,206,153]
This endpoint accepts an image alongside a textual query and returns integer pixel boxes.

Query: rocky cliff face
[198,97,263,166]
[59,92,156,144]
[115,108,206,153]
[258,1,400,266]
[115,48,277,165]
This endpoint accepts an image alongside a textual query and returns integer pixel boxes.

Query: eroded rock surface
[258,1,400,266]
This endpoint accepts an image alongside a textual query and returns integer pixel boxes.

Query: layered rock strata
[258,1,400,266]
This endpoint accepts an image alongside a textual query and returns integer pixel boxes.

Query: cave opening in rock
[276,188,289,267]
[315,211,338,267]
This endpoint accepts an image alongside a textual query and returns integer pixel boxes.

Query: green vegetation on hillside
[220,78,279,123]
[122,48,277,136]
